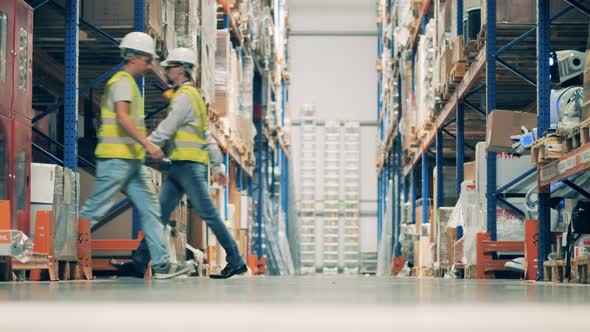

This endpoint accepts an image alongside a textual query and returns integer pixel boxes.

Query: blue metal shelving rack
[378,0,589,279]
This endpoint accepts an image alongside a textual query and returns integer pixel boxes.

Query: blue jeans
[80,159,170,269]
[131,162,245,272]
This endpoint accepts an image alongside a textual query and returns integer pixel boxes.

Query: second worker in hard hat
[114,47,248,279]
[80,32,194,280]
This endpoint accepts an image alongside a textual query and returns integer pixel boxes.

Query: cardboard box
[188,208,207,250]
[452,36,465,64]
[82,0,134,27]
[31,163,60,204]
[464,161,476,182]
[486,110,537,152]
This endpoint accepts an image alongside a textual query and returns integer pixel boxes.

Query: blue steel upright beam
[537,0,551,281]
[456,103,464,239]
[411,167,418,224]
[64,0,78,172]
[436,132,443,210]
[255,73,265,259]
[377,171,383,246]
[456,0,464,243]
[132,0,145,238]
[395,138,403,258]
[390,145,396,258]
[457,0,463,35]
[422,156,429,229]
[486,0,497,241]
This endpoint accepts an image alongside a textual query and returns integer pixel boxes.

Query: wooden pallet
[543,260,568,283]
[572,255,590,284]
[531,135,564,165]
[579,117,590,145]
[454,264,477,279]
[448,62,467,84]
[561,127,582,154]
[434,265,451,278]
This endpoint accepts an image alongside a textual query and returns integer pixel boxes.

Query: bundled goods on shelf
[401,202,412,224]
[448,181,480,265]
[392,0,414,52]
[215,29,232,117]
[197,0,218,103]
[437,207,456,268]
[414,198,432,238]
[399,50,417,151]
[415,19,435,136]
[447,143,530,264]
[175,0,199,53]
[250,2,273,67]
[431,166,458,243]
[475,143,529,238]
[30,163,79,260]
[398,223,417,270]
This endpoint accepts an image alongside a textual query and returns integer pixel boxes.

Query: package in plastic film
[53,168,78,260]
[0,230,33,263]
[497,210,525,241]
[175,0,199,52]
[437,207,454,265]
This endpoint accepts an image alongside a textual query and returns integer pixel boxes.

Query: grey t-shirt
[148,84,224,175]
[110,77,133,103]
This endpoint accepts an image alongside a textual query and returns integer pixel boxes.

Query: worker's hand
[146,142,164,160]
[215,173,228,188]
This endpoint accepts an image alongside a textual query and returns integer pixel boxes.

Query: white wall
[288,0,378,252]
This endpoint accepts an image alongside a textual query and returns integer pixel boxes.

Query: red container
[0,0,32,234]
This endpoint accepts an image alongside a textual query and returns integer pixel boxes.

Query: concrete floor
[1,276,589,331]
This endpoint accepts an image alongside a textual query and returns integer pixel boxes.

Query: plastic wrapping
[175,0,199,53]
[196,0,216,103]
[448,181,481,265]
[0,230,33,263]
[54,168,79,260]
[415,19,435,131]
[437,207,454,266]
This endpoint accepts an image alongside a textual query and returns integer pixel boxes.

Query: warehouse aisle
[2,277,590,331]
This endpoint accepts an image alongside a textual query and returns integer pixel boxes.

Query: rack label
[541,165,557,182]
[581,149,590,164]
[558,157,576,174]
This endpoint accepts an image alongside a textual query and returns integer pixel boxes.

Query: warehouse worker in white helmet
[80,32,194,279]
[111,47,248,279]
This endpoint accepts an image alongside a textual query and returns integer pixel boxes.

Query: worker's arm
[206,130,226,174]
[148,94,192,147]
[115,102,163,160]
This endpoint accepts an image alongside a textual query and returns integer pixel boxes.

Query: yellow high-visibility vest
[95,71,146,160]
[167,85,209,164]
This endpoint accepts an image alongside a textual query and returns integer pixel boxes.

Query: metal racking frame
[377,0,590,279]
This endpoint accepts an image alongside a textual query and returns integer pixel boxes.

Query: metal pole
[436,132,443,210]
[422,155,429,230]
[412,167,418,224]
[457,0,464,35]
[131,0,145,239]
[537,0,551,281]
[64,0,78,171]
[456,103,464,239]
[486,0,498,241]
[395,138,403,258]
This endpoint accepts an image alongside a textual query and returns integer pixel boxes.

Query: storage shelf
[538,143,590,188]
[401,47,487,176]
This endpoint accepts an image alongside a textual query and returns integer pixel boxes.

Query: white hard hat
[119,32,157,57]
[161,48,196,67]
